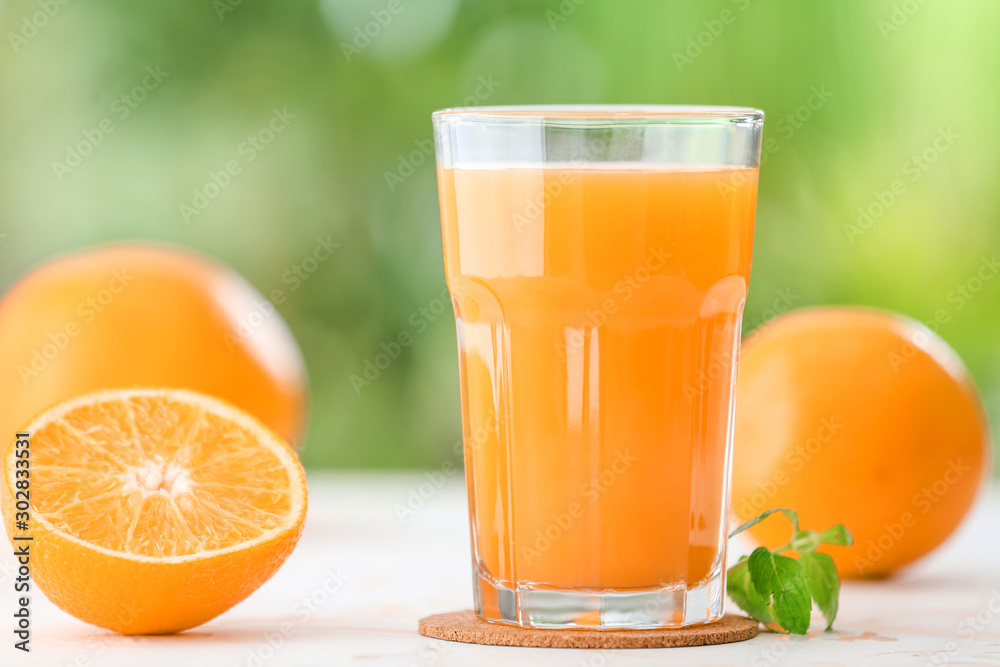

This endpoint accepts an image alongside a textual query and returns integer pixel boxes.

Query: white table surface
[2,472,999,666]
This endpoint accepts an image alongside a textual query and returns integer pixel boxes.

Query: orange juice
[438,165,758,617]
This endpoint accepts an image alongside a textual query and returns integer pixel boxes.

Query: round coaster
[418,611,759,649]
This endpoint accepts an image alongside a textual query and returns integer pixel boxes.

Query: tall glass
[433,106,764,629]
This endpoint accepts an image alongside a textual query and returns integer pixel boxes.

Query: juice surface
[438,165,758,590]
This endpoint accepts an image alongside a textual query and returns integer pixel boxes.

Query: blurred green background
[1,0,997,469]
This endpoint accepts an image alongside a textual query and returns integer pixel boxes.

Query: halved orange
[1,388,308,635]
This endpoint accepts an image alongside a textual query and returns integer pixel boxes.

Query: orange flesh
[29,393,295,558]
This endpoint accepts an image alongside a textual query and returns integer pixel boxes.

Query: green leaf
[788,529,820,553]
[729,508,799,538]
[747,547,778,599]
[818,524,854,547]
[800,551,840,630]
[727,509,851,636]
[726,558,775,626]
[748,547,812,634]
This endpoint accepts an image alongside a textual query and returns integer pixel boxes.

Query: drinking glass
[433,105,764,629]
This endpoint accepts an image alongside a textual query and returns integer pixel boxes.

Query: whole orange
[731,306,990,578]
[0,243,307,446]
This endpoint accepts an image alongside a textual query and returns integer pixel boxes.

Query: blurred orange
[0,243,307,446]
[732,307,990,578]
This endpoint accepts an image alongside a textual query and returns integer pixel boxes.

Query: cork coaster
[418,611,759,649]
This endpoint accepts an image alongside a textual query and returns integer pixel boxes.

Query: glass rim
[433,105,764,125]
